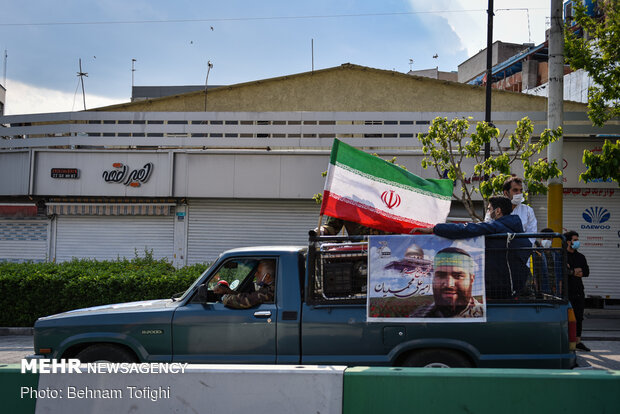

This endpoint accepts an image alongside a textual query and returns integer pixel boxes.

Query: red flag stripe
[320,191,433,233]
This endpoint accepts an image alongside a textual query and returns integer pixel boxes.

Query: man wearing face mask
[564,230,590,352]
[486,177,538,245]
[414,196,531,299]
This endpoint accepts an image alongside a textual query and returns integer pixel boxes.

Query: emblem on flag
[381,190,401,209]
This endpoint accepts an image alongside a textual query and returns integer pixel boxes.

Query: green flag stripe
[334,162,452,201]
[330,139,453,198]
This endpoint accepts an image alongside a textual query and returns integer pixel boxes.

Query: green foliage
[420,117,563,221]
[580,139,620,185]
[0,254,210,326]
[565,0,620,126]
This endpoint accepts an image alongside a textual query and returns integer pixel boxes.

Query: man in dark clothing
[213,259,275,309]
[564,230,590,352]
[414,196,531,299]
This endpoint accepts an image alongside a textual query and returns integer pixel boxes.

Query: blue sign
[581,206,611,230]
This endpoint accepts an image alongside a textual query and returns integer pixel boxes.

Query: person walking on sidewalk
[565,230,590,352]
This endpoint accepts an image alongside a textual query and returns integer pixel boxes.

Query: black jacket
[566,250,589,297]
[433,215,531,299]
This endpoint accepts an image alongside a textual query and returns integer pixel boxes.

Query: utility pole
[484,0,494,133]
[482,0,494,215]
[77,58,88,111]
[132,59,136,88]
[311,39,314,72]
[547,0,564,236]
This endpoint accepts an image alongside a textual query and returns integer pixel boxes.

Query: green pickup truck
[30,234,577,368]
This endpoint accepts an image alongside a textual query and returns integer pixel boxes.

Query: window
[195,257,277,305]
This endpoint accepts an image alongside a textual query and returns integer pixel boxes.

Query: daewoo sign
[581,206,611,230]
[103,162,153,187]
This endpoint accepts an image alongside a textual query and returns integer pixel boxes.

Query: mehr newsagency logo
[581,206,611,230]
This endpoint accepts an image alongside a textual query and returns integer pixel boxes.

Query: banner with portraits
[367,235,486,323]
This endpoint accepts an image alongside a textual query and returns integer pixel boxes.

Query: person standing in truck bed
[414,196,531,299]
[317,216,391,235]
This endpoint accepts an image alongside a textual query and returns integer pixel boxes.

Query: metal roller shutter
[187,199,320,263]
[55,216,175,262]
[531,190,620,299]
[0,218,48,262]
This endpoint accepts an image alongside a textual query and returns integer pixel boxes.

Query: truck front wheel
[75,344,138,363]
[402,349,473,368]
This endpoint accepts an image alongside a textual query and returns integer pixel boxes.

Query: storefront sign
[563,188,615,197]
[51,168,79,179]
[102,162,153,187]
[581,206,611,230]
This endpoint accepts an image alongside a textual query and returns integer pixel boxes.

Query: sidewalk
[582,309,620,341]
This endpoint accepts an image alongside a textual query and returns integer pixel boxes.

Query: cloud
[2,79,126,115]
[408,0,549,57]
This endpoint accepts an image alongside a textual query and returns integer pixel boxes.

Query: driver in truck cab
[213,259,276,309]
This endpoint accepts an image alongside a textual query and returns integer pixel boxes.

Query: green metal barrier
[343,367,620,414]
[0,364,38,414]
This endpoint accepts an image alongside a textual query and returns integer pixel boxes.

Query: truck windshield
[173,263,214,302]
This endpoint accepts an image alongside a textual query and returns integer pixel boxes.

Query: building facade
[1,64,617,300]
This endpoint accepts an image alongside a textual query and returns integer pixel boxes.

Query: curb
[0,327,33,336]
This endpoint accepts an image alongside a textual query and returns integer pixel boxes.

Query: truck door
[171,257,277,363]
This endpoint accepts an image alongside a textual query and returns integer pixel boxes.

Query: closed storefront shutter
[187,199,320,263]
[531,189,619,299]
[0,218,48,262]
[55,215,175,262]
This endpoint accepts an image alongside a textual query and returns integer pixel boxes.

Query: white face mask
[511,194,524,205]
[541,239,552,248]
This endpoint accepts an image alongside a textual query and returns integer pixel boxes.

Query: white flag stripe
[326,164,451,225]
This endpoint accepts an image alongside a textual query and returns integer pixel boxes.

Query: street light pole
[204,60,213,112]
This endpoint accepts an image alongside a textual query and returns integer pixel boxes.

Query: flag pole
[317,215,323,234]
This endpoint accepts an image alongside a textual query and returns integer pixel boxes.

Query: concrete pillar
[547,0,564,237]
[522,60,539,91]
[173,204,187,268]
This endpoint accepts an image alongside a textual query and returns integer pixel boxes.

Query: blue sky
[0,0,550,114]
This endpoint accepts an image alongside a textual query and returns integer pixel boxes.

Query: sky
[0,0,551,115]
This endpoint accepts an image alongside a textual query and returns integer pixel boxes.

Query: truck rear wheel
[75,344,138,363]
[402,349,473,368]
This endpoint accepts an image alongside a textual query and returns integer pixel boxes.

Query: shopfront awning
[46,202,175,216]
[0,203,38,217]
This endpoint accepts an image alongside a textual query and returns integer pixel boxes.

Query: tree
[580,139,620,185]
[419,117,563,222]
[565,0,619,126]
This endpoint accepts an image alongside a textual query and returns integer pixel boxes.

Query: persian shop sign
[51,168,79,179]
[103,162,153,187]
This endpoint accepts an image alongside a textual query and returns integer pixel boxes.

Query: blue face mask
[572,241,580,250]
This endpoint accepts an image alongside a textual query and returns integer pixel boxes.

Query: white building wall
[524,69,592,103]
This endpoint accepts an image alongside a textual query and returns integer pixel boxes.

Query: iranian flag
[320,139,453,233]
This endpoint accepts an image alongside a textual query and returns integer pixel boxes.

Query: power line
[0,8,547,27]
